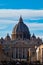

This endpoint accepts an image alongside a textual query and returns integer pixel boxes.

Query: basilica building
[0,16,42,62]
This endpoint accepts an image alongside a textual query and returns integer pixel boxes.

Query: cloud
[0,19,43,31]
[0,9,43,20]
[25,23,43,30]
[0,20,18,24]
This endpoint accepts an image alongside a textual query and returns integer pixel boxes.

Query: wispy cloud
[0,20,18,24]
[0,9,43,20]
[25,23,43,30]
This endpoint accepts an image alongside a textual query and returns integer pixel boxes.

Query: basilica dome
[12,16,30,40]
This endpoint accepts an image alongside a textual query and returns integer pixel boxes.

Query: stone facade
[0,17,42,62]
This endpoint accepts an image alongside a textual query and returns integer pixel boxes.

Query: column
[15,48,16,58]
[14,48,16,59]
[36,48,39,61]
[29,48,31,62]
[25,48,27,58]
[22,48,23,59]
[23,48,24,58]
[41,48,42,63]
[22,33,23,39]
[24,48,25,58]
[21,48,23,59]
[18,48,19,59]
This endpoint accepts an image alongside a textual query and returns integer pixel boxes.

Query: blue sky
[0,0,43,40]
[0,0,43,9]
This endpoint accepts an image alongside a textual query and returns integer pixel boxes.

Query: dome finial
[19,16,23,23]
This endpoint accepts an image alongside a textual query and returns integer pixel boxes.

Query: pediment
[13,41,28,48]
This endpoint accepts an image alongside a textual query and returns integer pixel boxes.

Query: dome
[12,16,31,40]
[5,33,11,41]
[32,33,36,38]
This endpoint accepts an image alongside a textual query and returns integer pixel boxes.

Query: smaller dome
[32,33,36,38]
[5,33,11,41]
[1,37,4,44]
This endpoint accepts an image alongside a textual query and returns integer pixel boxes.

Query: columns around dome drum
[11,32,30,40]
[11,33,24,40]
[11,33,16,40]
